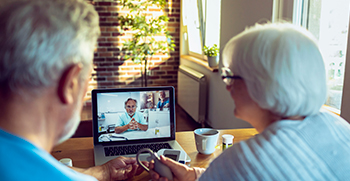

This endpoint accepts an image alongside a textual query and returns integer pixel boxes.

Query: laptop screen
[91,87,176,145]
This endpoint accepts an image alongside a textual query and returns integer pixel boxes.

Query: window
[292,0,350,116]
[182,0,221,59]
[182,0,203,55]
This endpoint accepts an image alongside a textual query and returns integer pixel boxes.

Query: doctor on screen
[114,98,148,134]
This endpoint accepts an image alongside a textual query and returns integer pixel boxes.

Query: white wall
[180,0,274,129]
[97,92,140,113]
[180,58,251,129]
[220,0,274,47]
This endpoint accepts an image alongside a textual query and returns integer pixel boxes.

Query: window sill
[321,105,340,116]
[180,55,218,72]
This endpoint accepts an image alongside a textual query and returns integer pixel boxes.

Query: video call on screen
[97,90,171,142]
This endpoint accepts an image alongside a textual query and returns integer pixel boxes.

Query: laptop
[92,86,189,165]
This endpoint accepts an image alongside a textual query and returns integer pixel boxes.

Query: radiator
[177,65,207,127]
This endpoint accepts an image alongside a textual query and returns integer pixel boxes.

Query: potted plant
[119,0,175,87]
[203,44,220,68]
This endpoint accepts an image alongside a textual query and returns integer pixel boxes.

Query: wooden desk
[52,128,258,180]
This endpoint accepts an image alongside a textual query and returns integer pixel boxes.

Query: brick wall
[85,0,180,99]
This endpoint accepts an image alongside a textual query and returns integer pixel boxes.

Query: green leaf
[119,0,174,71]
[203,44,220,56]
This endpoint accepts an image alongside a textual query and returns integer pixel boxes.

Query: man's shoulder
[135,111,144,117]
[0,131,96,181]
[1,158,96,181]
[119,112,129,119]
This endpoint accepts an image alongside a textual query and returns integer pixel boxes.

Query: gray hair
[222,22,327,117]
[125,98,137,106]
[0,0,100,95]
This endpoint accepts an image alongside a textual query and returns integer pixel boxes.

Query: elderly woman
[150,22,350,180]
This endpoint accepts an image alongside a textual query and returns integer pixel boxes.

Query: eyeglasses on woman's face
[221,67,242,86]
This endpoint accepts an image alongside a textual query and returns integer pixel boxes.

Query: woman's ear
[57,63,83,105]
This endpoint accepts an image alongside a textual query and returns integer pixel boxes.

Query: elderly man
[156,91,169,109]
[114,98,148,134]
[0,0,145,180]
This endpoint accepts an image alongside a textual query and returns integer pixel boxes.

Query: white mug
[194,128,219,154]
[59,158,73,167]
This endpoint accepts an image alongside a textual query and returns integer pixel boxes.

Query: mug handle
[136,148,153,172]
[202,138,207,151]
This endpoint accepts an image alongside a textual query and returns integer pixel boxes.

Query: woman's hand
[149,155,196,181]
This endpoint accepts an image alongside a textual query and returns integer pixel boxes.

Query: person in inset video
[156,91,169,109]
[114,98,148,134]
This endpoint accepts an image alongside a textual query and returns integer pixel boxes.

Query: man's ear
[57,63,83,105]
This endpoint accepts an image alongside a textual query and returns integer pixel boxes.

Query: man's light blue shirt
[117,111,147,130]
[157,98,169,108]
[0,128,97,181]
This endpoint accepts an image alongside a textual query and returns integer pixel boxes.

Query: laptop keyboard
[104,143,171,156]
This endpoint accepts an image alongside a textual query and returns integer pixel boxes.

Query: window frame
[279,0,350,121]
[181,0,220,61]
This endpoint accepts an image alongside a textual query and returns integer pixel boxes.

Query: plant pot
[208,56,219,68]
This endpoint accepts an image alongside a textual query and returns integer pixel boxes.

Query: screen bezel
[91,86,176,146]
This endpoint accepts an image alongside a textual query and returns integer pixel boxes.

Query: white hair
[0,0,100,95]
[222,23,327,117]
